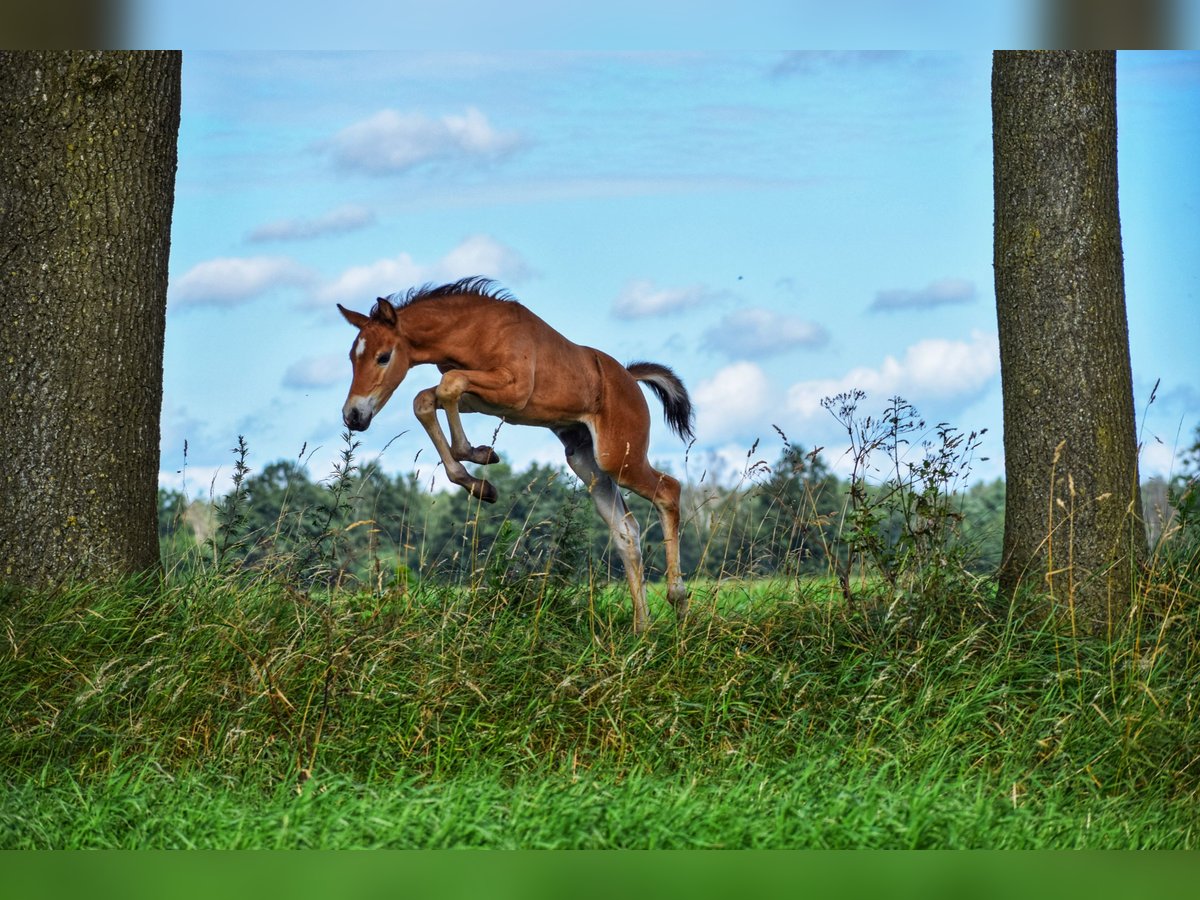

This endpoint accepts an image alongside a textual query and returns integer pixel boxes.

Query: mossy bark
[992,51,1146,632]
[0,51,180,589]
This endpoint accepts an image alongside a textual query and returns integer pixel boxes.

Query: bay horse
[337,277,694,633]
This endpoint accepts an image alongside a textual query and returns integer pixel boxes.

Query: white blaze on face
[355,336,367,359]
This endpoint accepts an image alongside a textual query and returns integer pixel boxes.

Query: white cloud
[869,277,976,313]
[685,442,777,489]
[1140,439,1181,481]
[171,256,316,309]
[158,463,245,500]
[692,361,772,443]
[438,234,534,284]
[771,51,908,78]
[702,307,829,358]
[612,280,724,319]
[247,204,376,242]
[283,353,347,390]
[325,107,522,175]
[311,253,427,307]
[310,234,533,307]
[786,330,999,419]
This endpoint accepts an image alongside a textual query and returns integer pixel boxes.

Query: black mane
[388,276,517,308]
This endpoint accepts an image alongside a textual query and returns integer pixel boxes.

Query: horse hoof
[475,446,501,465]
[474,480,498,504]
[668,585,689,619]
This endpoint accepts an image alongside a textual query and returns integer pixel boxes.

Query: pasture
[3,561,1197,848]
[4,424,1199,849]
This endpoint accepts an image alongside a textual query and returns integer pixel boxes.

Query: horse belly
[459,392,586,432]
[457,392,566,427]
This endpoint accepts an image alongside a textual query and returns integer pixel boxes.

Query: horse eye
[376,351,392,366]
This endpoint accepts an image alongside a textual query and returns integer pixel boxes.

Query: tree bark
[992,51,1147,632]
[0,51,180,590]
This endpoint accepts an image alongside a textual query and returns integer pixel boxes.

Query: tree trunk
[992,50,1146,632]
[0,51,180,590]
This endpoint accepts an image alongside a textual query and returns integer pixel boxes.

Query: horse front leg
[412,387,498,504]
[440,368,523,466]
[442,401,501,466]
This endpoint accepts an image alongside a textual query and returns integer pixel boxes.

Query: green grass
[4,758,1195,849]
[3,566,1198,848]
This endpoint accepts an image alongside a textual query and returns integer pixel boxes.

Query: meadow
[3,413,1198,849]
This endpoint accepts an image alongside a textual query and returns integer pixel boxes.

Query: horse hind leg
[591,428,688,624]
[560,428,649,634]
[645,468,687,621]
[594,480,650,634]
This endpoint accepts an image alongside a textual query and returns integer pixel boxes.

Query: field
[4,415,1199,850]
[3,565,1198,849]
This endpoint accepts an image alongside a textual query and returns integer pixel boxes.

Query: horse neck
[395,296,475,364]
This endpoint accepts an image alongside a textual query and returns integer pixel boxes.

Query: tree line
[160,411,1197,598]
[158,438,1010,594]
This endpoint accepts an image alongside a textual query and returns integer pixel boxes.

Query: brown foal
[337,277,694,633]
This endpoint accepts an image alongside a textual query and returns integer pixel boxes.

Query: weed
[303,430,362,586]
[211,435,251,568]
[820,392,987,615]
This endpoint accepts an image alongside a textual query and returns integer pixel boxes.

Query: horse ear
[370,297,397,326]
[337,303,370,329]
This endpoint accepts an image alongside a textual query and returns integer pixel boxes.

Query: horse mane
[387,276,517,309]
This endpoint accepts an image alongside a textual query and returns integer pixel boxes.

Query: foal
[337,277,694,633]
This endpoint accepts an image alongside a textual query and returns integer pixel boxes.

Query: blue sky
[135,2,1045,51]
[160,50,1200,497]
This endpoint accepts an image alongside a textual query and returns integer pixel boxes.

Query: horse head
[337,297,410,431]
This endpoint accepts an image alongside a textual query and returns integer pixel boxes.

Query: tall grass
[3,566,1197,846]
[3,407,1199,848]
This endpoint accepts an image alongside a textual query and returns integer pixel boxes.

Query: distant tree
[0,52,181,590]
[232,460,328,569]
[992,51,1146,631]
[157,488,195,573]
[1165,424,1200,564]
[1176,425,1200,486]
[747,445,841,577]
[958,478,1006,573]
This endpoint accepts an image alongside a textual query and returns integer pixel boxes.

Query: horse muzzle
[342,396,376,432]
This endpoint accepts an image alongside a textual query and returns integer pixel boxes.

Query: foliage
[212,435,252,566]
[1163,424,1200,576]
[819,393,989,611]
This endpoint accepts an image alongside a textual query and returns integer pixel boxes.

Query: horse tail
[627,361,695,443]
